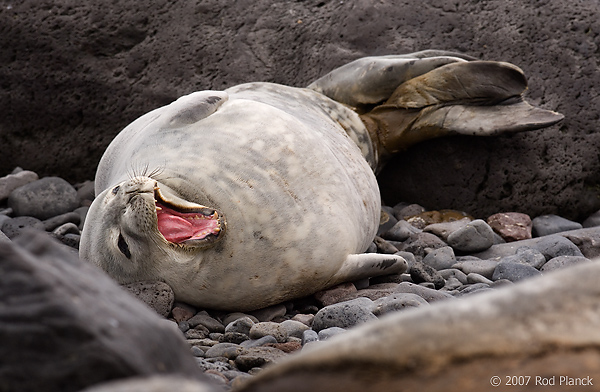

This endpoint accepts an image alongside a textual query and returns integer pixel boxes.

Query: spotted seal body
[80,83,405,311]
[80,51,562,311]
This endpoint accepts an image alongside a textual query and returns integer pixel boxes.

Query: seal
[79,50,562,311]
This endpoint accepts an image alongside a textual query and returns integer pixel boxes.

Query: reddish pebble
[487,212,532,242]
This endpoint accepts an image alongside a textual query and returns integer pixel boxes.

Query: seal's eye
[118,233,131,259]
[112,185,120,195]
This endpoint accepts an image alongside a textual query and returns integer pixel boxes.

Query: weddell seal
[79,50,563,311]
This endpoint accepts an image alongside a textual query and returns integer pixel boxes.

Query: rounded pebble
[372,293,429,316]
[487,212,532,242]
[2,216,45,239]
[225,316,255,336]
[409,261,445,289]
[301,329,319,346]
[8,177,79,220]
[446,219,495,252]
[249,322,288,343]
[532,214,583,237]
[280,319,310,339]
[539,255,591,272]
[492,261,543,282]
[381,219,422,242]
[535,236,584,260]
[312,298,376,332]
[422,246,456,271]
[188,312,225,333]
[317,327,347,340]
[0,170,39,200]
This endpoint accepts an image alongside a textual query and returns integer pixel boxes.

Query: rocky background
[1,0,600,221]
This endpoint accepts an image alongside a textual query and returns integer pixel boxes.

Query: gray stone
[438,268,469,285]
[317,327,347,341]
[540,256,592,273]
[188,312,225,333]
[0,231,204,392]
[455,283,493,296]
[381,219,422,242]
[466,273,494,285]
[225,316,256,336]
[532,214,583,237]
[372,293,429,316]
[235,347,287,372]
[535,235,584,260]
[583,210,600,228]
[312,298,377,332]
[219,332,249,344]
[121,281,175,318]
[185,328,209,340]
[446,219,495,253]
[8,177,79,220]
[423,218,470,241]
[2,216,45,239]
[452,258,499,280]
[223,312,259,326]
[409,261,445,289]
[301,329,319,346]
[42,211,81,231]
[249,322,288,343]
[397,232,448,260]
[500,248,547,270]
[377,207,398,236]
[280,320,310,339]
[393,204,426,221]
[0,170,38,200]
[562,228,600,259]
[394,282,455,303]
[422,246,456,271]
[0,230,9,244]
[492,261,542,282]
[240,335,278,348]
[204,343,243,359]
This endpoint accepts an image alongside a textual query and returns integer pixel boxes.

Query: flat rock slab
[2,0,600,220]
[235,261,600,392]
[0,230,206,392]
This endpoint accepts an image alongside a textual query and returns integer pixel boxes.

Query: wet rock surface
[2,0,600,220]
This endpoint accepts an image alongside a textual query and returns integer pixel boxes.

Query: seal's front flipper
[360,61,563,167]
[158,91,229,129]
[331,253,408,285]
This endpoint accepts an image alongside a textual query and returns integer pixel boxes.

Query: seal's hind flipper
[331,253,408,285]
[359,60,563,167]
[308,51,475,109]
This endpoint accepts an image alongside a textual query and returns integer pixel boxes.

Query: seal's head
[79,176,226,284]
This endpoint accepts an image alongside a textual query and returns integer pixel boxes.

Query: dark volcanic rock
[0,231,205,392]
[1,1,599,220]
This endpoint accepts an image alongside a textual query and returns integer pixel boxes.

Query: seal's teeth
[156,206,162,211]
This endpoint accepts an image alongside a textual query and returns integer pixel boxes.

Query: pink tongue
[156,204,217,243]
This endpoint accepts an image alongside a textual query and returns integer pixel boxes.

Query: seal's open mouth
[154,187,225,246]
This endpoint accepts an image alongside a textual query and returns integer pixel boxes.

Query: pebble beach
[2,166,600,391]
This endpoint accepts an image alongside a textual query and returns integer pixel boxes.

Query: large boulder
[0,231,207,392]
[1,0,599,219]
[235,260,600,392]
